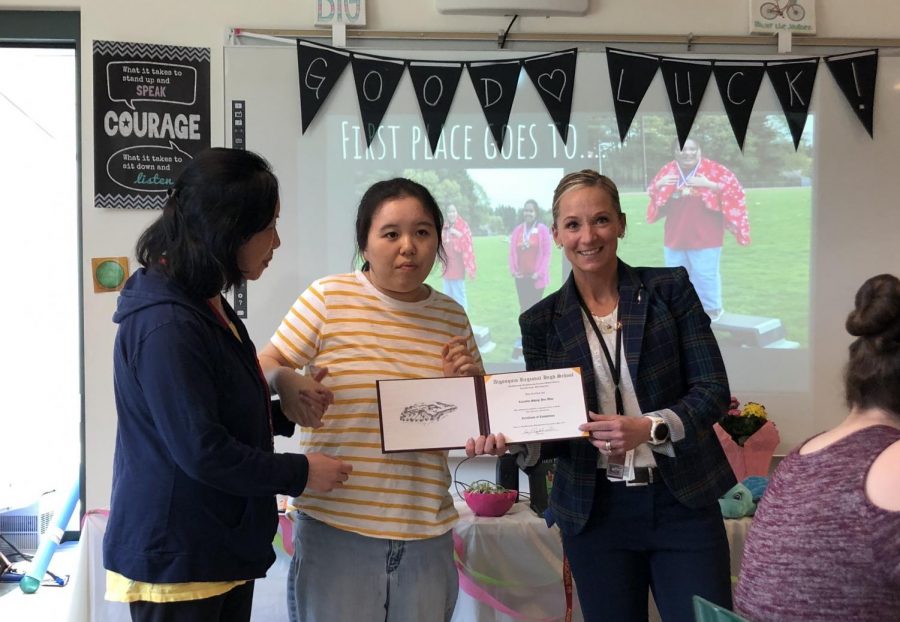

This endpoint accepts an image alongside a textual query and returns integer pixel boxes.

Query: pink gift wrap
[714,420,780,480]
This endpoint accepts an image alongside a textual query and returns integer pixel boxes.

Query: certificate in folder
[375,367,588,452]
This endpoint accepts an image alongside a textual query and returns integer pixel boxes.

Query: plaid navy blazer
[519,261,737,536]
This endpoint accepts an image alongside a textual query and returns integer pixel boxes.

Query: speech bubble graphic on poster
[107,61,197,110]
[106,140,192,193]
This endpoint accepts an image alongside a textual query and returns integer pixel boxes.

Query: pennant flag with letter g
[297,41,350,134]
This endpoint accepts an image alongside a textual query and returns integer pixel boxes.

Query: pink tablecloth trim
[453,531,557,622]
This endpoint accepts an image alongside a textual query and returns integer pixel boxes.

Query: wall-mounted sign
[91,257,129,293]
[93,41,210,209]
[750,0,816,35]
[316,0,366,27]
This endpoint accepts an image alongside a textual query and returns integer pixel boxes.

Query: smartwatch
[647,415,670,445]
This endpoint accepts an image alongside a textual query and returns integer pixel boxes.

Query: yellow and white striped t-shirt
[270,271,482,540]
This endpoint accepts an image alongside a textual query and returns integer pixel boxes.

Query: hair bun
[846,274,900,345]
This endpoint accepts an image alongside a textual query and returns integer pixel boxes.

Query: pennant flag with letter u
[523,49,578,144]
[467,60,522,152]
[713,61,766,151]
[825,49,877,139]
[766,57,819,150]
[297,41,350,134]
[660,57,713,150]
[350,54,407,148]
[408,62,464,155]
[606,48,658,143]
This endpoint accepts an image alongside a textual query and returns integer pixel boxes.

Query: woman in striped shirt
[258,178,483,622]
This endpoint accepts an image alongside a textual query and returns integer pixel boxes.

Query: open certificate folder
[376,367,588,452]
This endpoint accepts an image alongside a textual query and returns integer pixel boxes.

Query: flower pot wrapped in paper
[714,398,780,481]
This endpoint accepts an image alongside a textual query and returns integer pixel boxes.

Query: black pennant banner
[713,61,767,151]
[408,62,463,155]
[825,49,878,138]
[660,57,713,150]
[467,60,522,151]
[766,58,819,150]
[523,49,578,144]
[350,54,406,148]
[297,41,350,134]
[606,48,659,142]
[292,39,879,149]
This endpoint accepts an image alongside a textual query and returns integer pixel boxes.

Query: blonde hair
[551,169,623,227]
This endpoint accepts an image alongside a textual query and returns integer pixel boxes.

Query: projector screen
[224,42,898,452]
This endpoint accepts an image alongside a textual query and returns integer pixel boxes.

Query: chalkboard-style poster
[93,40,210,209]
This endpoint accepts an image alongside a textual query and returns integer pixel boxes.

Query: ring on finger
[605,440,612,452]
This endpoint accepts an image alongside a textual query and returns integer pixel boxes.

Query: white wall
[3,0,900,509]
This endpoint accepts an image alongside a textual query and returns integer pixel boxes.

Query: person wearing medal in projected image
[469,170,736,621]
[509,199,553,360]
[646,138,750,322]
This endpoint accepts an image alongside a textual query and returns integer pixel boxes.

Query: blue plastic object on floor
[19,476,79,594]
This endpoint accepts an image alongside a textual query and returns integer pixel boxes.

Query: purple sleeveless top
[735,425,900,621]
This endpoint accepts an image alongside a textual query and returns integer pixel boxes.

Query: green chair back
[692,595,749,622]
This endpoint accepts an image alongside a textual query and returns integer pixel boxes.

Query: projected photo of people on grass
[352,112,810,370]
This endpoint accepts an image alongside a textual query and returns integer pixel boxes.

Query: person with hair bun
[735,273,900,621]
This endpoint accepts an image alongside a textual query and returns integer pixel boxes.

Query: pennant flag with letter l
[766,57,819,150]
[660,57,713,150]
[713,61,766,151]
[824,49,878,139]
[605,48,659,142]
[408,62,464,155]
[297,41,350,134]
[523,49,578,144]
[350,54,407,148]
[467,60,522,152]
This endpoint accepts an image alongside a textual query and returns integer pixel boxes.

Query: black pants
[562,476,732,622]
[129,580,254,622]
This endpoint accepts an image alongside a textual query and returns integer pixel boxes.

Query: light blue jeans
[442,278,467,311]
[286,512,458,622]
[663,246,723,313]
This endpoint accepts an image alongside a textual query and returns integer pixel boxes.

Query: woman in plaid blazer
[518,170,735,621]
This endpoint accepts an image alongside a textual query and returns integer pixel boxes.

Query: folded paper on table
[376,367,588,452]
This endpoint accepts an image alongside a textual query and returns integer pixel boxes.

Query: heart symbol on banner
[537,69,566,102]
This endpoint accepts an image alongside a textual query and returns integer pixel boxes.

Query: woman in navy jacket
[103,148,351,622]
[473,170,736,621]
[526,170,735,621]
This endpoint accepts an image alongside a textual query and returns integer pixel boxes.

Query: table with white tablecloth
[69,505,752,622]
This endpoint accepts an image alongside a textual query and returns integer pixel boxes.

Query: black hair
[136,148,279,298]
[354,178,445,271]
[844,273,900,416]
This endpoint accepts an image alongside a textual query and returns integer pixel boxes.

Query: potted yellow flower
[714,397,780,480]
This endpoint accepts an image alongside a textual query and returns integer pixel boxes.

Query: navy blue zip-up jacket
[103,267,308,583]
